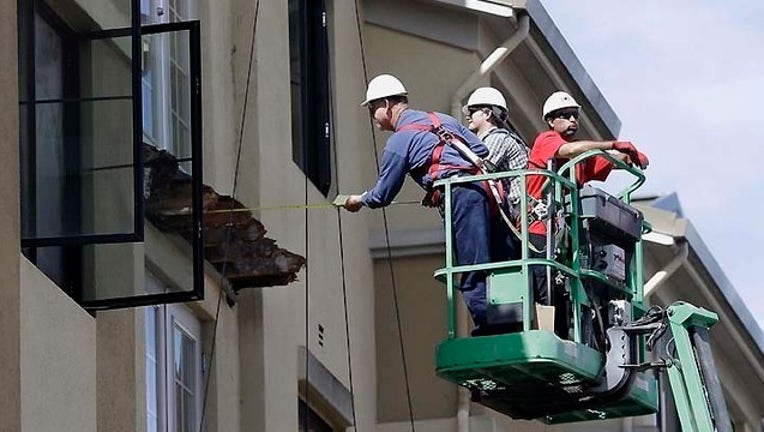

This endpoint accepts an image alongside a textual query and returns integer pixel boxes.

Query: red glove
[612,141,643,166]
[635,151,649,169]
[612,141,638,155]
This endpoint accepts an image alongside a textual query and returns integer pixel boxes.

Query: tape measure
[203,199,419,214]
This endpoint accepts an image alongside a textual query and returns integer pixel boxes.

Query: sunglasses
[553,110,580,120]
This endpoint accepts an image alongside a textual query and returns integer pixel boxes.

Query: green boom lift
[433,150,732,431]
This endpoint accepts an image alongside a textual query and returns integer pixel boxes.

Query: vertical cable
[353,1,416,430]
[326,7,358,428]
[198,1,260,430]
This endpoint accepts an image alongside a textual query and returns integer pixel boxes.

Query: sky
[539,1,764,328]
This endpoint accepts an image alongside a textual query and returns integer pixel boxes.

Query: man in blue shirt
[342,74,512,335]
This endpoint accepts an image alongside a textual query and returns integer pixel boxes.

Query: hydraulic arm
[632,302,732,432]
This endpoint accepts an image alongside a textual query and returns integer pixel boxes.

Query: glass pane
[22,30,139,241]
[34,247,68,289]
[288,0,304,169]
[61,23,201,308]
[78,148,198,301]
[183,389,194,432]
[175,383,184,432]
[78,0,135,31]
[141,0,159,25]
[174,326,196,432]
[21,99,136,240]
[145,309,160,432]
[34,13,63,100]
[19,106,33,237]
[141,29,192,163]
[79,206,197,302]
[79,36,134,99]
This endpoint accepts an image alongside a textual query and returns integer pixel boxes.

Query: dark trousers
[450,184,517,332]
[529,233,550,305]
[530,232,572,338]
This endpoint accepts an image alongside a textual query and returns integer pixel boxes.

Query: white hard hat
[461,87,508,115]
[361,74,407,107]
[542,91,581,119]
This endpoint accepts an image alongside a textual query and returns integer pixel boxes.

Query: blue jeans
[450,184,516,332]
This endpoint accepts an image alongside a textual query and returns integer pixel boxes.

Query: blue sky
[540,1,764,327]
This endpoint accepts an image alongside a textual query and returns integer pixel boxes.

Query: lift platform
[432,151,659,423]
[436,330,657,422]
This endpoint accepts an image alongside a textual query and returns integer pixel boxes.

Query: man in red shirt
[525,91,649,304]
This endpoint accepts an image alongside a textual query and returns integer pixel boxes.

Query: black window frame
[17,0,204,311]
[18,0,84,296]
[289,0,332,196]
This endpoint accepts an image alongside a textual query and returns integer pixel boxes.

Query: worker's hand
[344,195,365,212]
[613,141,644,167]
[634,151,649,169]
[610,152,633,168]
[612,141,639,158]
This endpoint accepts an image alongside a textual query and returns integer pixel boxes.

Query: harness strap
[396,112,485,182]
[398,113,544,253]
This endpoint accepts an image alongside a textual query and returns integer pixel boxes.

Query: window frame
[166,303,203,432]
[145,276,204,432]
[17,0,205,310]
[141,0,198,162]
[18,0,146,248]
[18,0,85,295]
[72,21,204,311]
[288,0,332,196]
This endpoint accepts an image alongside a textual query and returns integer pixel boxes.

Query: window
[288,0,332,196]
[17,0,204,310]
[297,346,353,431]
[18,0,83,295]
[299,399,335,432]
[145,274,203,432]
[141,0,197,170]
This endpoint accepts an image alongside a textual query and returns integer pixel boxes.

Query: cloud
[541,0,764,324]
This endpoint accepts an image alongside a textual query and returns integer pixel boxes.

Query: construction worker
[463,87,529,206]
[342,74,510,335]
[526,91,649,305]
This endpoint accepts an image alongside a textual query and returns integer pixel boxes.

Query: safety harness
[395,112,503,210]
[396,112,545,254]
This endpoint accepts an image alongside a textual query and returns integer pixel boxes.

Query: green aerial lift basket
[436,330,658,423]
[432,151,659,424]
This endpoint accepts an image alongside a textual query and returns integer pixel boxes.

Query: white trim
[644,242,687,298]
[642,231,675,246]
[429,0,514,17]
[145,274,203,432]
[165,304,203,432]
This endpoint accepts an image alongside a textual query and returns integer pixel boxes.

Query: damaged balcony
[144,143,306,291]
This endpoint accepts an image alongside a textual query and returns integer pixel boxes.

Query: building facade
[1,0,762,431]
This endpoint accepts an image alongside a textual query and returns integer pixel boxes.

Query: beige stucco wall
[374,254,455,422]
[95,309,143,432]
[0,0,21,430]
[361,24,485,233]
[228,0,378,430]
[20,257,97,432]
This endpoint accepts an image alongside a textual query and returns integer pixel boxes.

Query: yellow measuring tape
[203,199,420,214]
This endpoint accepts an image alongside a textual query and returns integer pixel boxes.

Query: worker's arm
[344,148,407,212]
[558,140,648,169]
[556,140,614,159]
